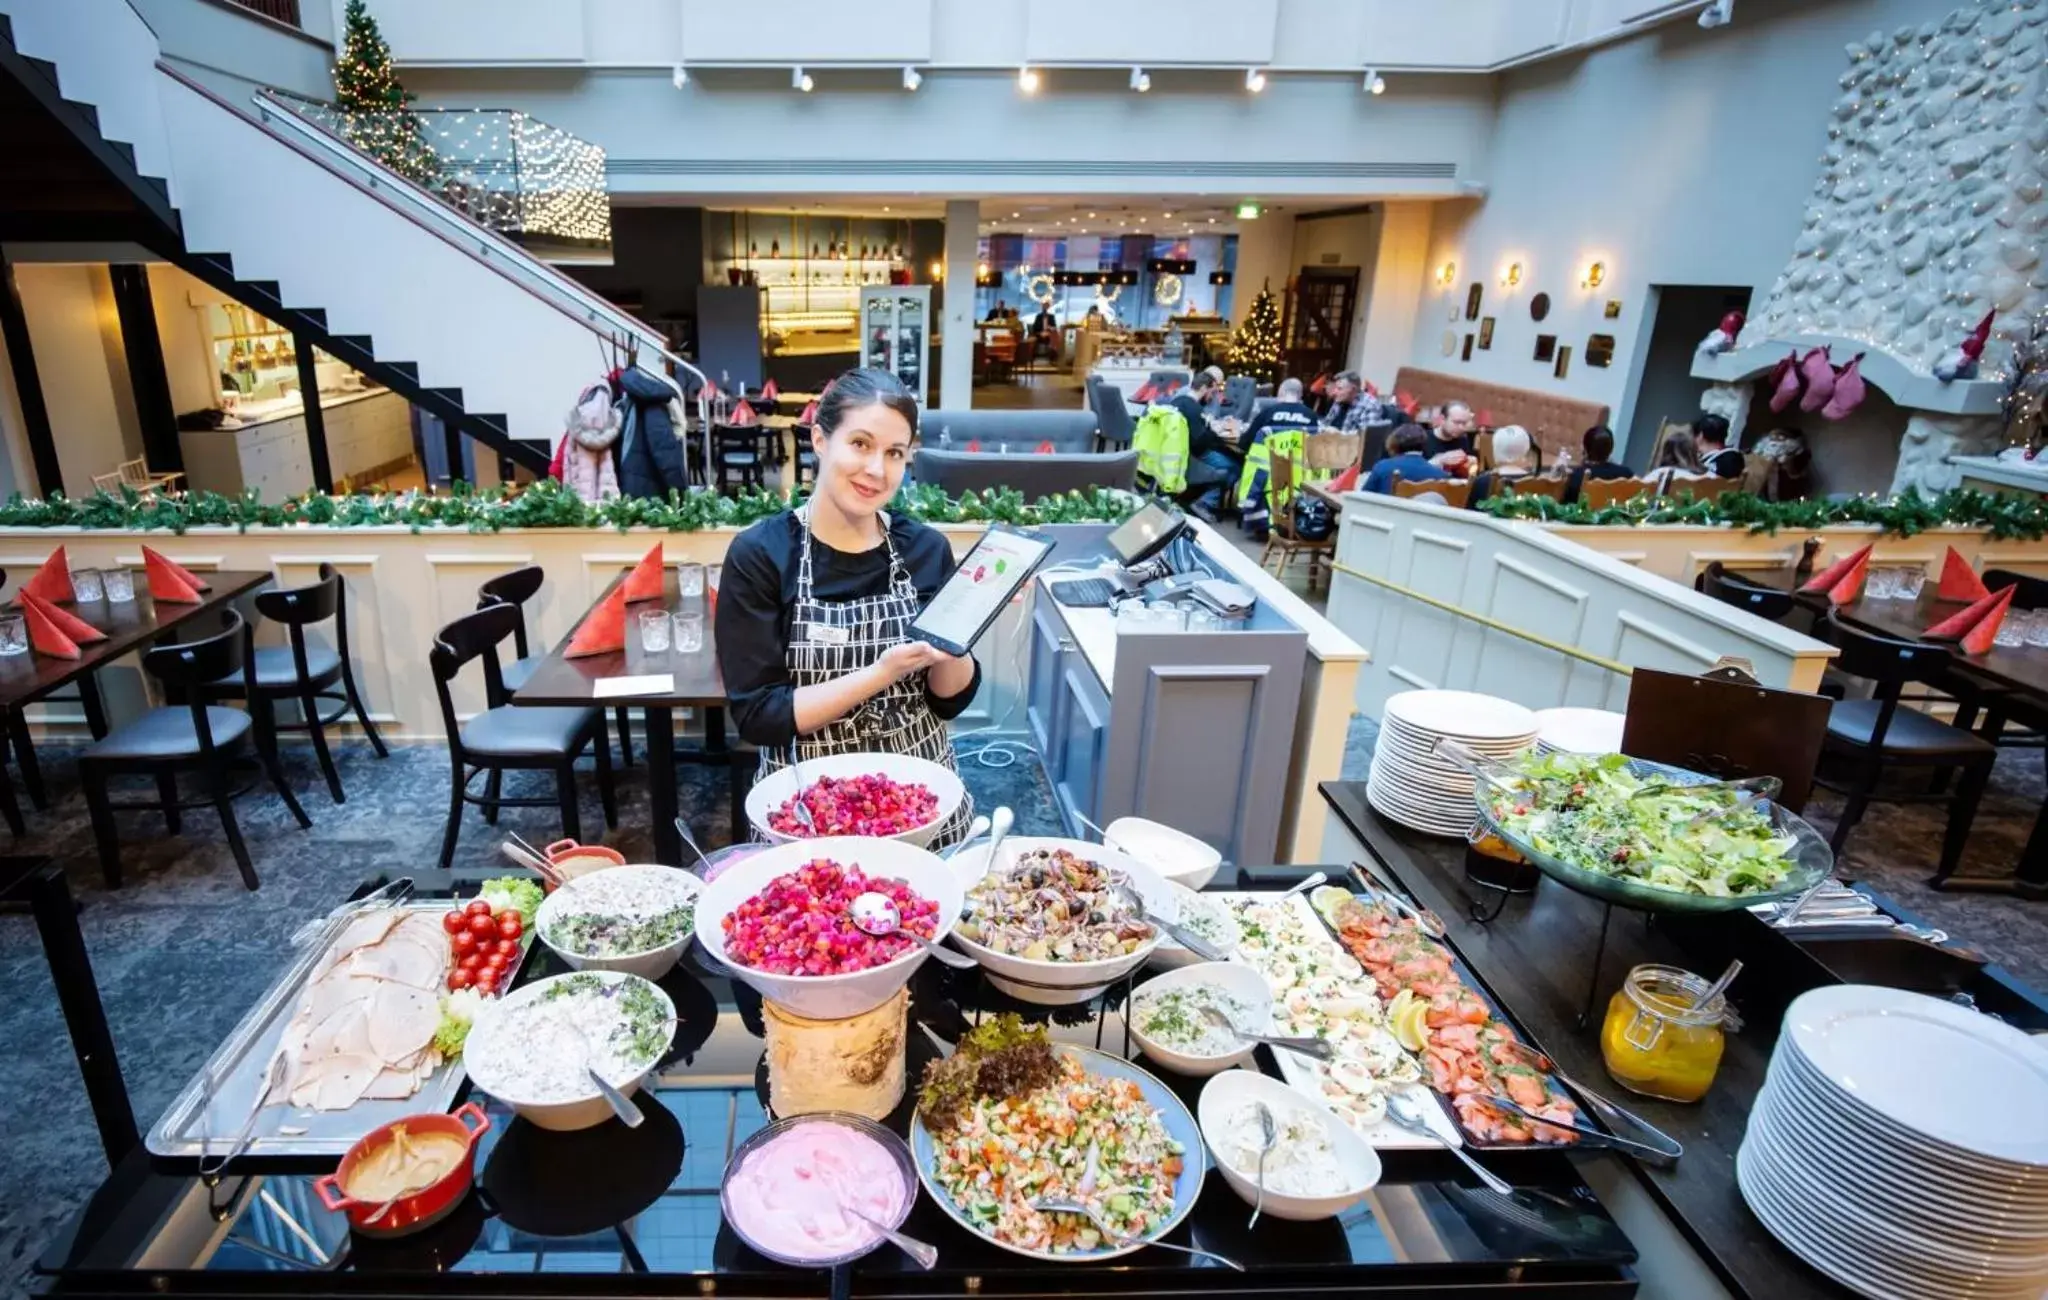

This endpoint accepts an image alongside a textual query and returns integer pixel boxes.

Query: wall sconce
[930,260,944,281]
[1499,261,1524,289]
[1580,260,1607,290]
[1435,260,1458,289]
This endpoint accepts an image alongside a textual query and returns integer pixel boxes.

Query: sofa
[1390,366,1611,464]
[920,408,1099,454]
[911,447,1136,500]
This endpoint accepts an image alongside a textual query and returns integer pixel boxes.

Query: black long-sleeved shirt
[716,510,982,747]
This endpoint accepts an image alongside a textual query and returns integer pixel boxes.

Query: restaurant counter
[32,869,1644,1299]
[1315,779,2048,1300]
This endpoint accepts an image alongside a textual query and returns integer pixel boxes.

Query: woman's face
[813,400,914,518]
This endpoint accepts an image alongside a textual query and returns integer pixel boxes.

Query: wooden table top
[512,568,726,707]
[1838,591,2048,699]
[0,569,273,710]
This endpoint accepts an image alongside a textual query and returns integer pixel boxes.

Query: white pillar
[940,199,979,411]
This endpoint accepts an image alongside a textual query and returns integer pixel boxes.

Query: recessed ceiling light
[1364,68,1386,95]
[1018,66,1040,93]
[1012,211,1020,218]
[1163,212,1173,219]
[902,66,922,91]
[882,206,890,212]
[793,66,813,92]
[1130,66,1150,93]
[1246,67,1267,93]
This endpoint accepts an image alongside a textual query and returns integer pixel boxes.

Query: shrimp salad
[1226,896,1419,1129]
[926,1052,1186,1254]
[956,849,1154,962]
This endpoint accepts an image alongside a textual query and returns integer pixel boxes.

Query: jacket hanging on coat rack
[555,383,622,503]
[615,365,690,499]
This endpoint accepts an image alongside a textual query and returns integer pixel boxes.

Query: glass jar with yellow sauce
[1600,964,1740,1103]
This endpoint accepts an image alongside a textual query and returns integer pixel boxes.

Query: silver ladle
[849,891,978,970]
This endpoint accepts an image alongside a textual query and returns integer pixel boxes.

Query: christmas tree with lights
[1228,282,1283,383]
[334,0,439,188]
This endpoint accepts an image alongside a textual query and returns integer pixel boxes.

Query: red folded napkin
[21,547,74,604]
[1035,440,1055,455]
[1937,547,1990,603]
[762,379,779,401]
[1328,464,1361,494]
[1132,383,1158,404]
[17,594,81,659]
[565,582,629,658]
[730,400,758,426]
[142,546,207,603]
[1925,584,2016,655]
[1799,543,1873,604]
[17,589,106,645]
[622,543,665,603]
[797,400,819,426]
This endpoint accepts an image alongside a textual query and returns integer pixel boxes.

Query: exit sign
[1235,201,1262,220]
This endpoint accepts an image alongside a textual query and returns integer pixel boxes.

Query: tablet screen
[910,526,1054,653]
[1107,502,1187,566]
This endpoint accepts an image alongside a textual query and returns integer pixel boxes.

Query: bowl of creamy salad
[1147,883,1242,971]
[535,864,702,980]
[1197,1070,1382,1220]
[463,971,676,1131]
[1128,962,1273,1076]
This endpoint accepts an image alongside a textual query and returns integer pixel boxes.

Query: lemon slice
[1393,1002,1432,1053]
[1386,988,1417,1023]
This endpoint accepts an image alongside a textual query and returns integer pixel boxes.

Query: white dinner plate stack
[1366,690,1538,837]
[1532,707,1626,756]
[1738,985,2048,1300]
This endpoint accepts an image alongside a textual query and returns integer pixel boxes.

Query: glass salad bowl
[1455,749,1834,914]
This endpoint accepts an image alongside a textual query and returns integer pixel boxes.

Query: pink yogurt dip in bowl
[720,1113,914,1266]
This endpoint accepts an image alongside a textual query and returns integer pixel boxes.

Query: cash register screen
[1105,502,1188,568]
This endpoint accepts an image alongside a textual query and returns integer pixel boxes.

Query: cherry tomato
[498,914,523,940]
[465,899,492,917]
[459,952,482,972]
[452,930,477,955]
[467,913,497,937]
[449,969,473,991]
[495,938,519,958]
[441,910,466,934]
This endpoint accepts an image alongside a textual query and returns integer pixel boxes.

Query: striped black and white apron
[755,509,974,849]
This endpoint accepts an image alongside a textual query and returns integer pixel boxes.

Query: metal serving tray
[147,900,515,1165]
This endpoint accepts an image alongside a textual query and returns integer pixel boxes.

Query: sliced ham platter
[147,901,531,1162]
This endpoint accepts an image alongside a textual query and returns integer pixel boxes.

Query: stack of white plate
[1532,707,1626,756]
[1739,985,2048,1300]
[1367,690,1538,837]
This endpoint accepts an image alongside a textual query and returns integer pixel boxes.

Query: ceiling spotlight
[1018,66,1040,93]
[1246,67,1267,93]
[1130,66,1151,93]
[793,66,813,92]
[1364,68,1386,95]
[1088,211,1097,218]
[1163,212,1173,219]
[671,63,687,89]
[903,66,922,91]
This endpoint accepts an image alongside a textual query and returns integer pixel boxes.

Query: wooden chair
[1662,475,1741,503]
[1579,477,1658,509]
[1502,476,1567,502]
[429,604,616,871]
[91,471,125,495]
[118,457,183,495]
[198,564,387,808]
[1392,476,1473,507]
[79,610,308,890]
[1810,610,1996,885]
[1261,453,1337,592]
[1302,432,1363,477]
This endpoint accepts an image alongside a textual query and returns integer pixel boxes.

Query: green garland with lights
[0,479,1142,536]
[1478,487,2048,541]
[334,0,440,187]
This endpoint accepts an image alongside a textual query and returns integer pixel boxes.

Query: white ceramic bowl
[744,751,966,849]
[1148,882,1243,971]
[1197,1069,1383,1220]
[1103,817,1223,892]
[463,970,676,1132]
[534,864,703,980]
[693,836,963,1020]
[1128,961,1273,1076]
[947,837,1176,1005]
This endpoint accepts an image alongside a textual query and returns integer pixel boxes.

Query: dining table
[511,566,748,868]
[0,568,275,810]
[1836,588,2048,896]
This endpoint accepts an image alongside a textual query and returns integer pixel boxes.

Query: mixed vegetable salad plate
[1474,752,1832,913]
[909,1019,1206,1263]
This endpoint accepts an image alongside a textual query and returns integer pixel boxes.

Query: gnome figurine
[1934,310,1995,383]
[1696,309,1746,357]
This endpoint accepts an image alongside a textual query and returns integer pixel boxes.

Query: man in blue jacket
[1362,424,1452,495]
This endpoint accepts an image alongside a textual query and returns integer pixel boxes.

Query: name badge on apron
[804,621,850,646]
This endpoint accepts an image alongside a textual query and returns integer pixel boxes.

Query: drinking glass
[1864,567,1897,600]
[71,567,104,601]
[1893,566,1925,602]
[1183,608,1223,633]
[1146,601,1188,631]
[1994,610,2027,648]
[0,613,25,657]
[2023,609,2048,648]
[673,612,705,653]
[101,566,136,603]
[678,562,706,598]
[638,608,671,653]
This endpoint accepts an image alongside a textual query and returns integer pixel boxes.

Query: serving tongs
[288,877,414,948]
[1480,1040,1684,1167]
[1346,862,1447,940]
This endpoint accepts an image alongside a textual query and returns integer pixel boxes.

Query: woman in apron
[715,368,980,848]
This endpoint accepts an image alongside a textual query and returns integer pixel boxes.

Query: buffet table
[1315,780,2048,1300]
[35,869,1645,1298]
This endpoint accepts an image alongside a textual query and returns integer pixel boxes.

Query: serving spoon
[843,1204,939,1269]
[1028,1198,1243,1271]
[1196,1006,1333,1062]
[1246,1102,1277,1231]
[849,891,978,970]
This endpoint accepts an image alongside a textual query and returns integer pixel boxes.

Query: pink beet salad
[768,773,941,838]
[722,860,941,976]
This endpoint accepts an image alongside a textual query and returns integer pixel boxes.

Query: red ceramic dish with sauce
[543,839,626,893]
[314,1103,491,1236]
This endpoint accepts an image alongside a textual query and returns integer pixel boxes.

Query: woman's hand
[874,640,947,684]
